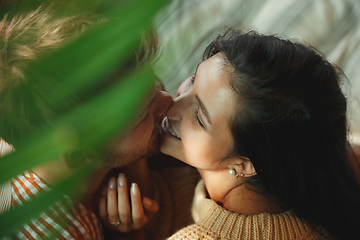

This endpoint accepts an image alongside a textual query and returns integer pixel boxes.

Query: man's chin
[99,141,160,169]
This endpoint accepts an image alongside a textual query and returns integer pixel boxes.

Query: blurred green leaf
[0,0,102,17]
[0,63,155,190]
[0,0,168,184]
[0,64,156,237]
[0,65,156,236]
[27,0,169,106]
[0,0,170,237]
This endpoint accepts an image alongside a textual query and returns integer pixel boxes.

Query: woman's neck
[198,168,286,215]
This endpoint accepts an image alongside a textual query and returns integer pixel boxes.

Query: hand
[117,159,152,199]
[98,173,159,232]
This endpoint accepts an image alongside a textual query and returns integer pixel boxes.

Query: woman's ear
[231,158,257,178]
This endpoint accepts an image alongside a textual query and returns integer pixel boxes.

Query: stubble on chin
[97,139,160,169]
[97,122,162,169]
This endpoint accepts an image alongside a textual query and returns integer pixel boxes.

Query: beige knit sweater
[147,167,333,240]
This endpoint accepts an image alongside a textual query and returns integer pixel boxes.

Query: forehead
[196,53,236,131]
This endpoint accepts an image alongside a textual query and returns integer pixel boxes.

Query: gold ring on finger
[108,220,121,225]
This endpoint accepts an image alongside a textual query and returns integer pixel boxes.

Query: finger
[117,173,131,227]
[143,197,159,213]
[98,186,108,222]
[107,177,119,223]
[143,197,159,223]
[130,183,146,229]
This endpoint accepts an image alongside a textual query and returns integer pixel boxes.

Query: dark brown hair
[204,29,360,239]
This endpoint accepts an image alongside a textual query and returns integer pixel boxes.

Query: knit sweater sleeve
[144,166,199,240]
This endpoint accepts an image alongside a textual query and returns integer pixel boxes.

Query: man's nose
[153,90,173,117]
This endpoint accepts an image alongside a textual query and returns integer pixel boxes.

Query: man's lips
[161,117,181,140]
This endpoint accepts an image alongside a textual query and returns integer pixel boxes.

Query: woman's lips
[161,117,181,140]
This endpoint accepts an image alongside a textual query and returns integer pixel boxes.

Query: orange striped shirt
[0,139,103,240]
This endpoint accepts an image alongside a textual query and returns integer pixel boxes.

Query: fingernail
[131,183,138,196]
[102,187,107,196]
[118,173,125,187]
[109,177,116,189]
[143,197,152,207]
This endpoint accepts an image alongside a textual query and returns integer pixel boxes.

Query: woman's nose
[153,90,173,117]
[176,76,193,97]
[165,94,192,121]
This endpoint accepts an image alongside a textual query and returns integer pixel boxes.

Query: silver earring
[240,173,244,177]
[228,169,235,176]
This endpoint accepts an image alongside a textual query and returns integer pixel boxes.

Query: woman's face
[160,53,238,170]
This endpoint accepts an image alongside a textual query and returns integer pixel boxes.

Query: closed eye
[194,108,205,129]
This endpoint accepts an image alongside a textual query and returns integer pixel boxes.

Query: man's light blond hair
[0,6,159,145]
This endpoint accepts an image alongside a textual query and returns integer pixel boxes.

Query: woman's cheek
[182,131,205,164]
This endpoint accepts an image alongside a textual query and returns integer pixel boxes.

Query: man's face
[100,82,173,168]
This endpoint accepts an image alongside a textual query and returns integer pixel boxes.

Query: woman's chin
[159,143,185,163]
[159,143,175,159]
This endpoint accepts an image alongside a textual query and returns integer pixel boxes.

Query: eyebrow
[195,95,211,124]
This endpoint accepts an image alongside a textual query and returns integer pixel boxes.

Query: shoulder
[2,171,103,240]
[192,197,332,239]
